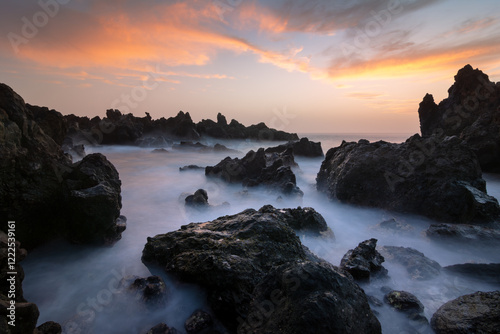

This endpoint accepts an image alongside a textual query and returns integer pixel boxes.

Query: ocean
[22,133,500,333]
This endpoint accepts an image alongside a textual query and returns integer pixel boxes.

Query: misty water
[22,134,500,333]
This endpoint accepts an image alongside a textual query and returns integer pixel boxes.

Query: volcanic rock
[316,134,500,223]
[418,65,500,172]
[265,137,323,157]
[340,238,388,280]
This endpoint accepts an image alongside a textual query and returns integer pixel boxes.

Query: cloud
[346,92,385,100]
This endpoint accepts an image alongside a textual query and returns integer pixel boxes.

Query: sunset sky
[1,0,499,134]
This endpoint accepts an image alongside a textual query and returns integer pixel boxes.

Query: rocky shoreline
[1,65,500,333]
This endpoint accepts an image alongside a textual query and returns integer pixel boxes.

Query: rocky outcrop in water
[0,83,125,248]
[184,189,209,208]
[425,223,500,245]
[431,291,500,334]
[379,246,441,281]
[316,135,500,224]
[444,263,500,285]
[340,239,388,281]
[265,137,323,157]
[206,147,303,196]
[418,65,500,172]
[142,205,379,333]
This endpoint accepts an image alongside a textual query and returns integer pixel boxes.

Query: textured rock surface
[431,291,500,334]
[418,65,500,172]
[340,239,388,280]
[379,246,441,280]
[316,135,500,223]
[142,206,378,333]
[0,83,125,248]
[444,263,500,285]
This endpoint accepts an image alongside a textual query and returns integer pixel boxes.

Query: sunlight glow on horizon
[1,0,499,133]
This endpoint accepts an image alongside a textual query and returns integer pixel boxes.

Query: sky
[1,0,499,134]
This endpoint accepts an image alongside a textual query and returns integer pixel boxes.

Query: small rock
[152,148,169,154]
[145,323,179,334]
[379,246,441,280]
[184,310,213,334]
[179,165,205,172]
[185,189,209,208]
[340,238,388,280]
[36,321,62,334]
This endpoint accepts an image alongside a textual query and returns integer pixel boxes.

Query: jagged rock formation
[418,65,500,172]
[340,239,388,280]
[65,110,299,146]
[0,83,125,248]
[316,135,500,224]
[206,147,303,196]
[142,205,378,333]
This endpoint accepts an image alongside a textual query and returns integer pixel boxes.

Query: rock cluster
[142,205,379,333]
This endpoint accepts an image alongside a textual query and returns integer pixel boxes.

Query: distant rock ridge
[64,109,299,146]
[418,64,500,172]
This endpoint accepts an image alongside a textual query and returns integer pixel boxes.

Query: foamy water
[22,134,500,333]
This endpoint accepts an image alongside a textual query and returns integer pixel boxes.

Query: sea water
[22,133,500,333]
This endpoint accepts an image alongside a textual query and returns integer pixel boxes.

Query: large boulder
[241,261,381,334]
[27,104,68,145]
[444,263,500,285]
[431,291,500,334]
[206,148,303,196]
[316,135,500,224]
[418,65,500,172]
[142,205,378,333]
[0,83,125,248]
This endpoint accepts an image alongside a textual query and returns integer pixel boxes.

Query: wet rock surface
[431,291,500,334]
[142,205,378,333]
[0,83,125,248]
[340,239,388,281]
[316,134,500,223]
[418,65,500,172]
[184,310,214,334]
[379,246,441,281]
[206,148,303,196]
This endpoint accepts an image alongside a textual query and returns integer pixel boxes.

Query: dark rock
[206,148,302,196]
[62,137,86,160]
[184,310,213,334]
[316,135,500,224]
[425,223,500,245]
[142,205,377,333]
[0,84,125,248]
[265,137,324,157]
[431,291,500,334]
[385,290,425,314]
[185,189,209,208]
[36,321,62,334]
[379,246,441,280]
[179,165,205,172]
[28,104,68,145]
[258,205,332,236]
[340,239,388,280]
[173,141,208,151]
[385,291,428,329]
[241,260,381,334]
[64,153,124,245]
[122,275,168,307]
[444,263,500,285]
[145,323,179,334]
[418,65,500,172]
[217,112,227,126]
[136,136,173,148]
